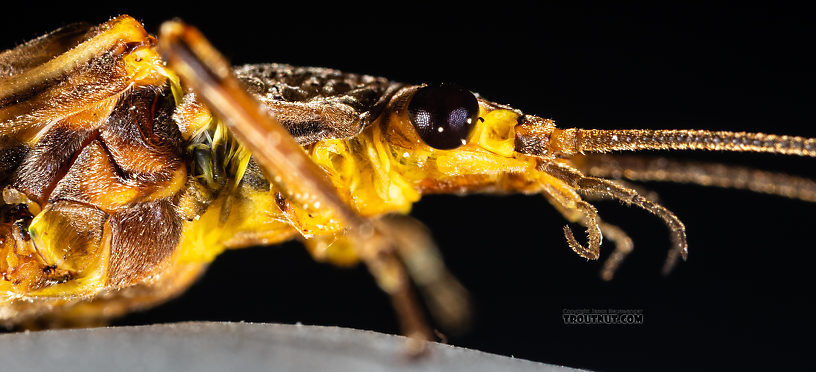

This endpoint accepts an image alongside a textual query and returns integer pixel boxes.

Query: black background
[2,3,815,371]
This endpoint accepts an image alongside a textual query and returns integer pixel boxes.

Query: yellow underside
[172,104,534,268]
[2,51,532,310]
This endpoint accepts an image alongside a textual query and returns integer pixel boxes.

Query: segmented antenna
[551,129,816,157]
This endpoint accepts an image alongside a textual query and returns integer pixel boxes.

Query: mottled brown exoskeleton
[3,15,816,342]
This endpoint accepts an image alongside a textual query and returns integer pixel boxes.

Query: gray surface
[0,322,585,372]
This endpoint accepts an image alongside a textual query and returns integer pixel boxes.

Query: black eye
[407,84,479,150]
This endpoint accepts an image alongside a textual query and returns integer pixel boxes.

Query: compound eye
[407,84,479,150]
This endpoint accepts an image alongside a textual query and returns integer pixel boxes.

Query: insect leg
[158,21,433,342]
[538,169,637,279]
[576,153,816,277]
[543,162,688,275]
[597,222,635,281]
[578,179,655,280]
[377,215,471,333]
[539,184,603,261]
[580,154,816,203]
[586,179,662,204]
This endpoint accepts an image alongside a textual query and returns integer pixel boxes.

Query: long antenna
[550,128,816,157]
